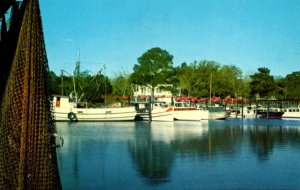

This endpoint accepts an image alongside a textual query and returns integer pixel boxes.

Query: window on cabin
[56,97,60,108]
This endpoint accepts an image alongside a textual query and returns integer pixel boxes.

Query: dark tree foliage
[195,60,221,98]
[47,70,112,103]
[130,47,173,98]
[275,76,287,100]
[249,67,277,99]
[48,59,300,102]
[216,65,245,99]
[284,71,300,99]
[177,60,220,98]
[48,71,78,96]
[48,71,61,95]
[111,74,132,97]
[159,65,180,103]
[79,74,112,103]
[177,62,196,96]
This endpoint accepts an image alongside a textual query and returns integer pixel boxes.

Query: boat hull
[136,107,173,122]
[208,111,228,120]
[53,107,137,122]
[151,108,174,121]
[206,107,228,120]
[282,108,300,120]
[257,111,284,119]
[173,108,209,121]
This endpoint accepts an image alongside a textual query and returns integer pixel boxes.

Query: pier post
[267,100,269,119]
[148,101,152,122]
[255,100,258,118]
[241,98,244,119]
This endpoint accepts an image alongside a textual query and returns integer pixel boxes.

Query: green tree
[176,60,222,98]
[130,47,173,100]
[177,62,197,97]
[240,75,251,99]
[48,70,79,97]
[194,60,220,98]
[159,65,180,104]
[249,67,277,99]
[63,69,112,104]
[111,71,133,104]
[216,65,243,98]
[274,76,287,100]
[59,70,79,97]
[47,71,61,95]
[284,71,300,99]
[79,73,112,103]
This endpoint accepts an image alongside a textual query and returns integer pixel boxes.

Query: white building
[132,84,173,104]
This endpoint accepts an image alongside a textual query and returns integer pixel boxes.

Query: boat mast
[75,50,80,77]
[209,73,212,105]
[61,70,64,96]
[77,64,106,102]
[73,49,80,102]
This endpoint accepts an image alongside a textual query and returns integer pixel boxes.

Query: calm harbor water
[56,119,300,190]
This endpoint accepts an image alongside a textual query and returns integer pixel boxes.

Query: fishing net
[0,0,62,189]
[0,0,22,102]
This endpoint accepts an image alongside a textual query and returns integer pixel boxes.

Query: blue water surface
[56,119,300,190]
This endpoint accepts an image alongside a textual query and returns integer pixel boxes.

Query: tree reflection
[249,125,300,161]
[128,120,300,183]
[171,124,244,158]
[128,122,175,184]
[249,126,276,160]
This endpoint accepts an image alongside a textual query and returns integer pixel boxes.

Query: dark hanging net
[0,0,62,189]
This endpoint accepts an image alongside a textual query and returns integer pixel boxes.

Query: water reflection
[248,124,300,161]
[56,122,137,189]
[174,122,244,158]
[127,120,300,185]
[56,120,300,189]
[128,122,173,184]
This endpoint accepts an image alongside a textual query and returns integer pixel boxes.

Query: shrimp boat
[51,95,137,122]
[51,55,136,122]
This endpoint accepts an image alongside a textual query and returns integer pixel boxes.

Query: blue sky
[40,0,300,77]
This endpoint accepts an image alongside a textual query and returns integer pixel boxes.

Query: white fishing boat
[52,95,137,122]
[173,102,208,121]
[51,54,137,122]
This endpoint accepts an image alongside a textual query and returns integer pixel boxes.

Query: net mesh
[0,0,62,189]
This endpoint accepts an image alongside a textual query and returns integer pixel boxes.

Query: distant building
[132,84,173,104]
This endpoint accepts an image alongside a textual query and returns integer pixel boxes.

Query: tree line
[48,47,300,104]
